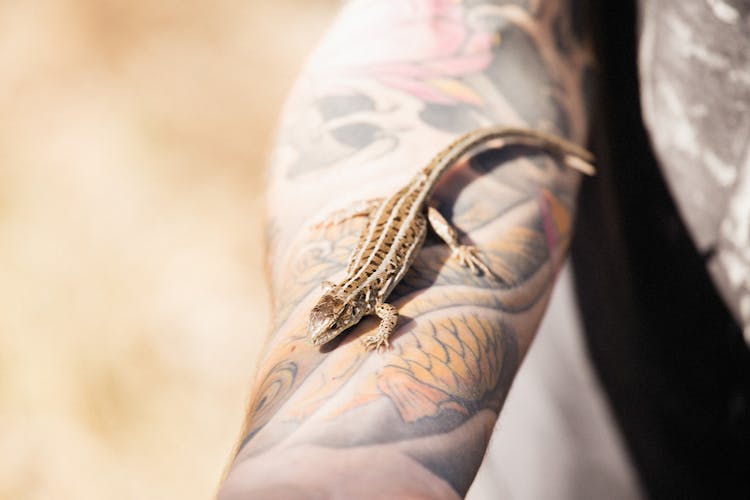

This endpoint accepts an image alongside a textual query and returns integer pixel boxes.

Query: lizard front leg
[361,302,398,352]
[426,206,498,280]
[312,197,384,228]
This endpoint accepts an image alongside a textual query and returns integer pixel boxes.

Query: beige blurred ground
[0,1,337,498]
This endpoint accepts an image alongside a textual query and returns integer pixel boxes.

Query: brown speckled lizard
[307,126,594,351]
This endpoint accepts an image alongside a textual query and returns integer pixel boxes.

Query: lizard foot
[452,245,493,277]
[361,333,390,352]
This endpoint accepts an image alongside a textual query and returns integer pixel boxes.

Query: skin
[219,0,592,498]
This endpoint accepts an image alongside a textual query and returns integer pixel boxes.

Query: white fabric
[466,264,642,500]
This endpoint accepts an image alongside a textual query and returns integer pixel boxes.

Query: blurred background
[0,0,337,498]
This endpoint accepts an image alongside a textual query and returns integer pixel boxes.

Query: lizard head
[307,293,362,346]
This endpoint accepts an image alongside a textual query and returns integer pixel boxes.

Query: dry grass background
[0,1,337,498]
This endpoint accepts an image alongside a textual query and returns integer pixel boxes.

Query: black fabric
[572,1,750,498]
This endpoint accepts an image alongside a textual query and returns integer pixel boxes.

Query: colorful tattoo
[221,1,591,497]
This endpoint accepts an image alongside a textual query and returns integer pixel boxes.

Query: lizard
[307,126,595,351]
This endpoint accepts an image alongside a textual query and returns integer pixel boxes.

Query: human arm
[219,1,593,498]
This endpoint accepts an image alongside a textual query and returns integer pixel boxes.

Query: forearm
[220,1,592,498]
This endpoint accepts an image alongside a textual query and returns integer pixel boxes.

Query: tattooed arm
[219,0,592,498]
